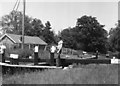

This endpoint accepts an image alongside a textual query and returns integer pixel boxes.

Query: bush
[106,51,120,59]
[18,49,33,59]
[38,50,50,59]
[6,48,33,59]
[114,51,120,59]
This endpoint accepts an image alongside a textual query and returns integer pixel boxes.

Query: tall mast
[22,0,25,49]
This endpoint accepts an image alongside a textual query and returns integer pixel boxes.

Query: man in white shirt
[34,46,39,53]
[51,45,56,53]
[57,37,63,54]
[34,45,39,65]
[50,44,56,66]
[0,44,6,63]
[56,37,63,67]
[0,44,6,54]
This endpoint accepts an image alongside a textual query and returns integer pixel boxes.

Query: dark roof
[0,33,47,45]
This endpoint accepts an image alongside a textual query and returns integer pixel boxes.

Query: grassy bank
[2,64,118,84]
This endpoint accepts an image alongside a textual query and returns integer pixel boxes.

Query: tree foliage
[0,11,23,34]
[29,18,44,36]
[61,15,108,53]
[108,20,120,52]
[42,21,56,44]
[0,11,55,44]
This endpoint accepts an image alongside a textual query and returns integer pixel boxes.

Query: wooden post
[2,50,5,63]
[50,52,54,66]
[29,44,31,49]
[44,46,47,51]
[22,0,25,49]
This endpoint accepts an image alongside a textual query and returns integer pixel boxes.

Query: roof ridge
[5,33,47,45]
[6,33,39,38]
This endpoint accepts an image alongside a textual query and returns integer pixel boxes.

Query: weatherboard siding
[0,37,46,50]
[0,33,47,50]
[0,36,14,49]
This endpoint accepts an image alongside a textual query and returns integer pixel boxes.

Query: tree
[29,18,44,36]
[0,11,33,35]
[0,11,56,45]
[61,15,108,53]
[42,21,56,44]
[108,20,120,52]
[0,11,22,34]
[61,27,74,48]
[0,11,44,37]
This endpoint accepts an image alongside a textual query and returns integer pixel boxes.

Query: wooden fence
[62,48,82,55]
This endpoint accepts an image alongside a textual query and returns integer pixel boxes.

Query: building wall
[0,36,14,49]
[39,45,46,50]
[0,36,47,50]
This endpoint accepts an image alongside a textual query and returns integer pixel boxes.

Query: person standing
[50,44,56,66]
[34,45,39,65]
[56,37,63,67]
[0,44,6,63]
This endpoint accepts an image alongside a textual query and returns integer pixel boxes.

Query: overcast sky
[0,0,119,34]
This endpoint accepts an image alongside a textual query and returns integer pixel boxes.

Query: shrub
[114,51,120,59]
[38,50,50,59]
[6,48,33,59]
[110,51,119,59]
[18,49,33,59]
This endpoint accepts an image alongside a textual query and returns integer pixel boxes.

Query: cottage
[0,33,47,50]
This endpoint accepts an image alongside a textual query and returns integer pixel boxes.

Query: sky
[0,0,119,34]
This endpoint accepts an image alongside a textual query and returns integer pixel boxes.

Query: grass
[2,64,118,84]
[2,48,118,84]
